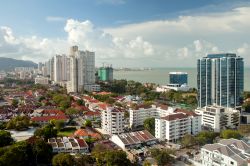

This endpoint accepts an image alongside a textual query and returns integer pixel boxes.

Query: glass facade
[197,53,244,108]
[169,72,188,85]
[98,67,113,81]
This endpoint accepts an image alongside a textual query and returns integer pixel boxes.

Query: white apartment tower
[101,107,124,135]
[67,46,96,93]
[54,55,70,83]
[195,105,240,132]
[155,109,201,142]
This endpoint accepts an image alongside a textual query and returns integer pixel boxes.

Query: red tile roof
[31,115,68,122]
[42,110,64,115]
[76,139,88,148]
[98,103,109,110]
[74,129,101,139]
[161,113,188,121]
[83,96,100,103]
[134,104,152,110]
[84,111,101,116]
[174,109,200,117]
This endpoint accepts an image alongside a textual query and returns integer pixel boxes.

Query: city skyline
[0,0,250,67]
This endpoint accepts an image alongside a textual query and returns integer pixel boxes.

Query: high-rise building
[197,53,244,108]
[54,55,70,83]
[67,46,98,93]
[69,56,78,93]
[101,107,124,135]
[49,57,54,81]
[98,66,113,82]
[169,72,188,85]
[38,62,43,73]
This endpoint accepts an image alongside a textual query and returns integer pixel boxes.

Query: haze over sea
[114,68,250,91]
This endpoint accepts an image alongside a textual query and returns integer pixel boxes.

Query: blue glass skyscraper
[197,53,244,108]
[169,72,188,85]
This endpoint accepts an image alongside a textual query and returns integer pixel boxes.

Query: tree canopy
[143,118,155,135]
[52,153,75,166]
[150,148,174,166]
[0,130,13,147]
[221,129,242,139]
[6,116,30,131]
[181,134,196,148]
[34,124,57,140]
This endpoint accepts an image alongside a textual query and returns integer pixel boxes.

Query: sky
[0,0,250,67]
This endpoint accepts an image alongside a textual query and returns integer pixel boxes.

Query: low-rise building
[129,104,175,128]
[35,76,49,85]
[84,84,100,92]
[155,110,201,142]
[195,105,240,132]
[73,128,102,140]
[201,139,250,166]
[156,84,189,92]
[110,130,157,150]
[31,109,69,125]
[101,107,124,135]
[48,137,88,154]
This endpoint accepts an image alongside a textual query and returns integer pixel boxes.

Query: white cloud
[64,19,155,60]
[46,16,66,22]
[193,40,202,52]
[0,6,250,67]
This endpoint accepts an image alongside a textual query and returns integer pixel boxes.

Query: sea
[114,68,250,91]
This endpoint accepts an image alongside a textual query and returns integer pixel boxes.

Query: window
[230,161,234,165]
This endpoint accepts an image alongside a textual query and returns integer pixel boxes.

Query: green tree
[51,120,65,131]
[34,124,57,140]
[181,134,196,148]
[75,154,95,166]
[92,144,109,166]
[76,99,85,106]
[84,120,92,128]
[32,138,53,165]
[185,95,197,105]
[0,141,35,166]
[59,100,71,110]
[143,118,155,136]
[0,130,13,147]
[38,96,45,102]
[221,129,242,139]
[11,99,18,107]
[173,92,182,103]
[52,153,75,166]
[6,116,30,131]
[105,150,131,166]
[195,131,218,145]
[150,148,174,166]
[0,122,6,130]
[65,108,78,116]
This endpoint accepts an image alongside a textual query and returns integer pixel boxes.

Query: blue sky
[0,0,250,67]
[0,0,245,36]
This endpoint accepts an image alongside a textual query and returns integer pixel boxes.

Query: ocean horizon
[114,68,250,91]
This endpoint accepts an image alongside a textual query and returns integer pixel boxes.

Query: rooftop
[161,113,188,121]
[202,139,250,165]
[31,115,68,122]
[206,53,236,59]
[174,109,200,117]
[116,130,156,145]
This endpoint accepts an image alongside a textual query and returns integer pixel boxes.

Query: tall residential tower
[197,53,244,108]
